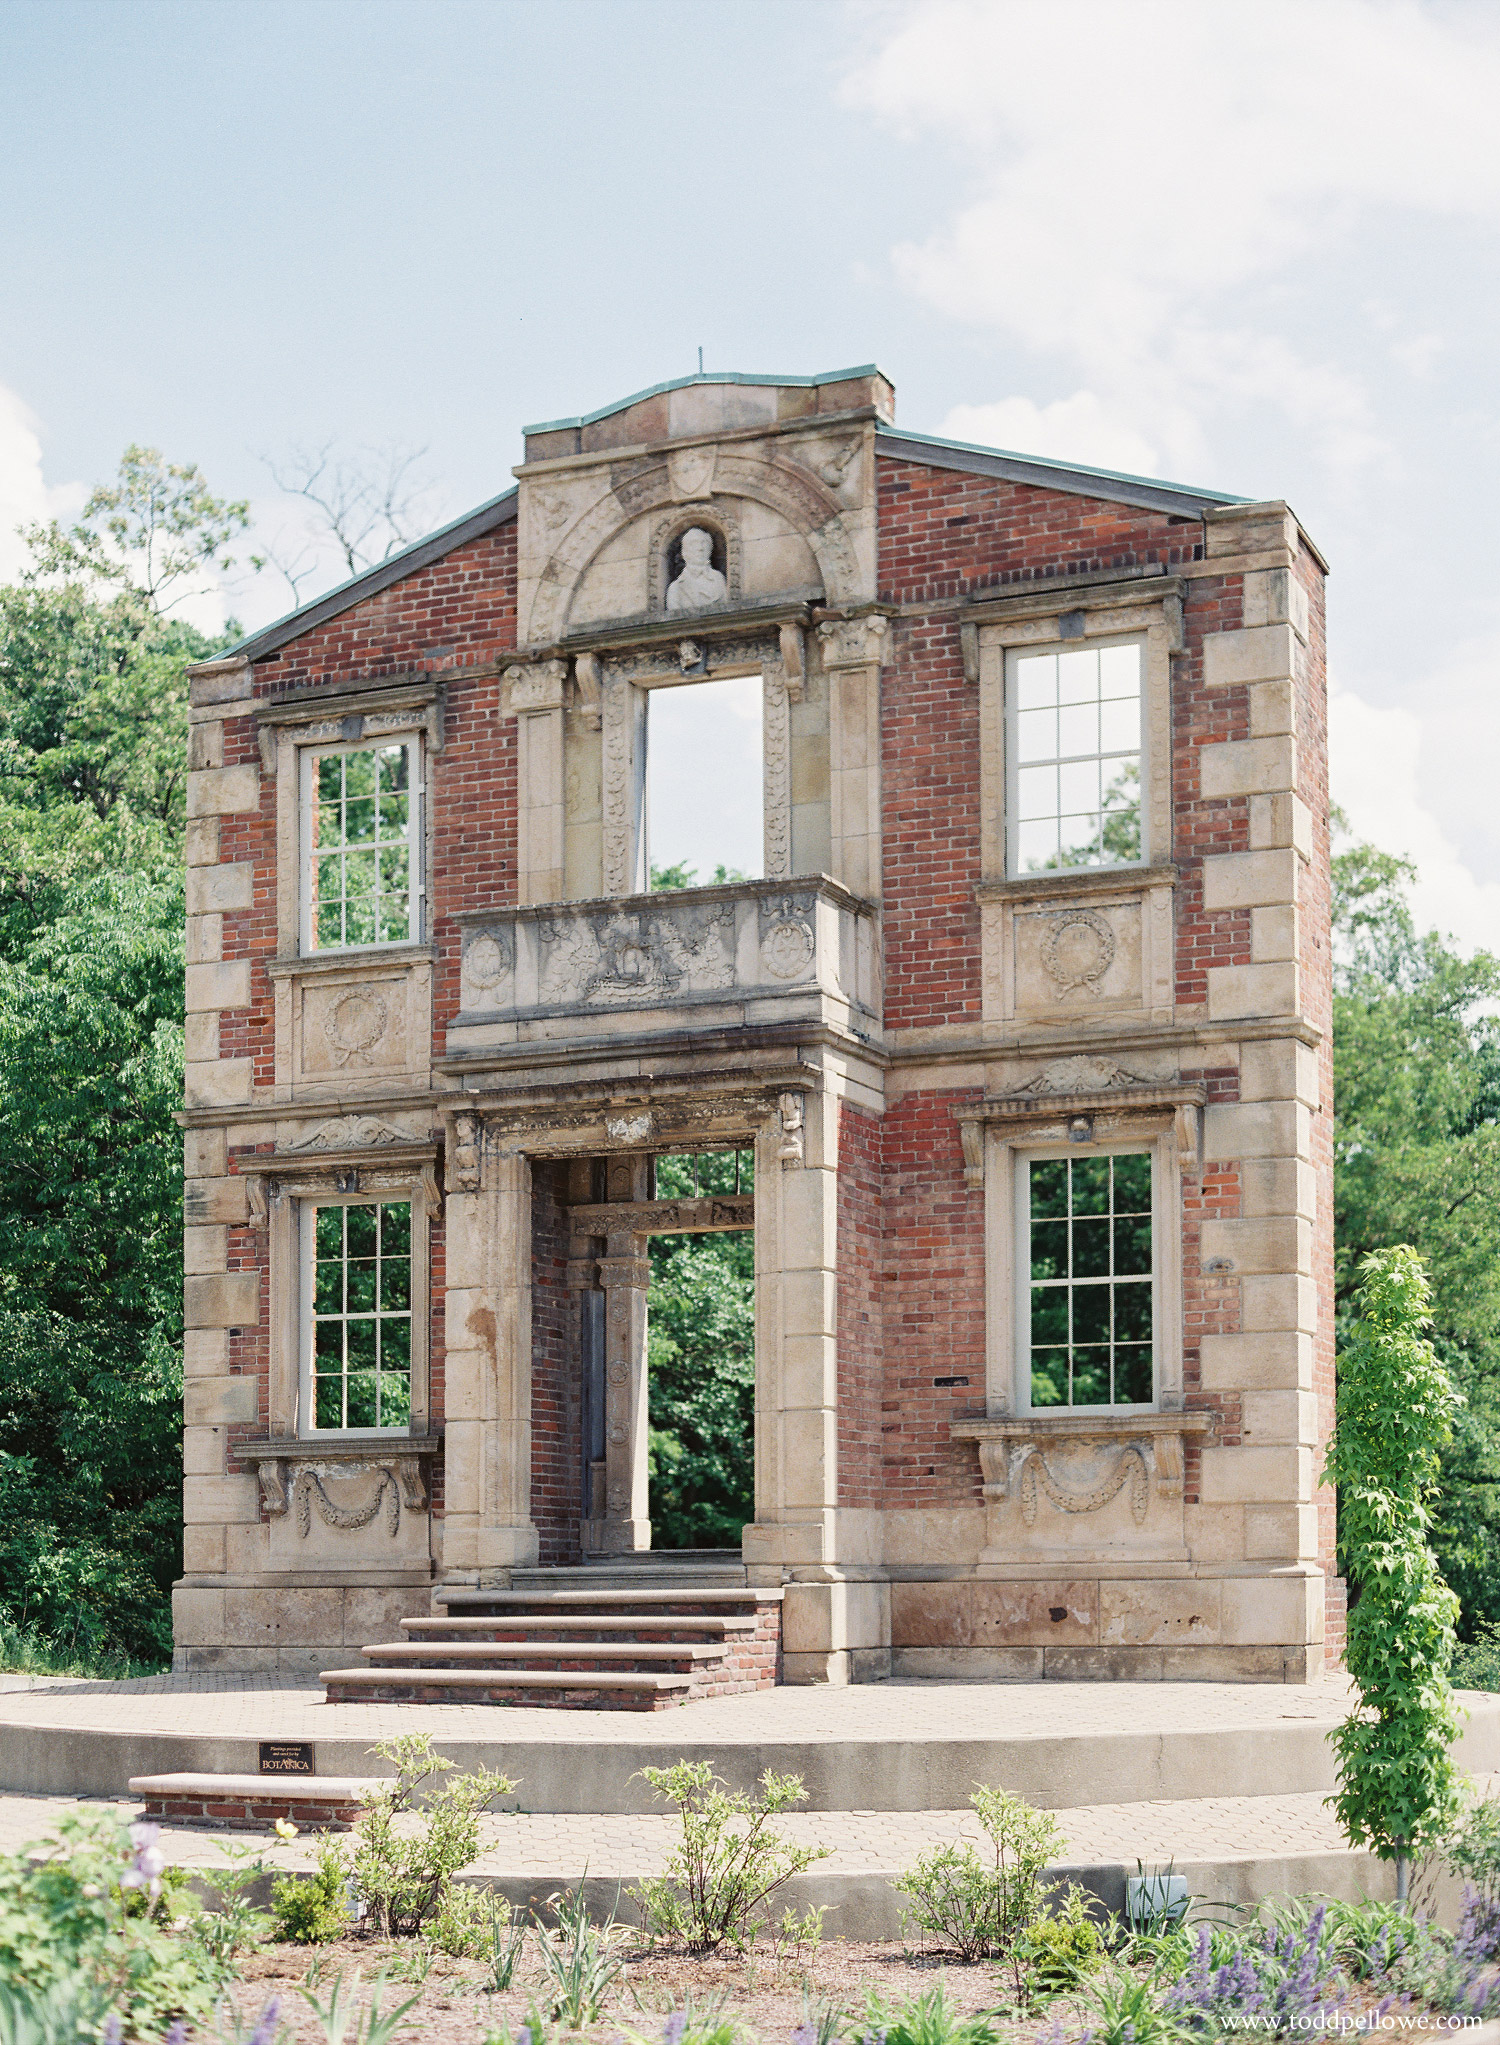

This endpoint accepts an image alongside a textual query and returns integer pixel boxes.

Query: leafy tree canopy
[0,444,244,1662]
[1332,825,1500,1635]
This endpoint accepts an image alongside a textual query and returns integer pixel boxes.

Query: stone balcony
[446,876,879,1056]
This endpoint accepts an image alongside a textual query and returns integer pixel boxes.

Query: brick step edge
[322,1679,688,1712]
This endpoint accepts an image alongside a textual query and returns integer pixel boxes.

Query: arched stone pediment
[519,439,873,648]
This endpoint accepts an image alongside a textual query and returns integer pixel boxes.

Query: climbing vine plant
[1324,1245,1464,1897]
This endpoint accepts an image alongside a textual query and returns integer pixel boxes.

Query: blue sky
[4,0,1500,942]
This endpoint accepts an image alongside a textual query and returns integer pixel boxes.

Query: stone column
[591,1228,652,1552]
[505,660,567,906]
[819,614,887,904]
[442,1137,539,1578]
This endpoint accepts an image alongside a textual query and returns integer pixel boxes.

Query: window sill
[249,1435,443,1456]
[269,943,436,979]
[954,1412,1206,1443]
[975,864,1177,904]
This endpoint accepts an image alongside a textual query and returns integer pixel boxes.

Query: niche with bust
[658,520,736,615]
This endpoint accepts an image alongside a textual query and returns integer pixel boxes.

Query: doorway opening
[647,1147,755,1549]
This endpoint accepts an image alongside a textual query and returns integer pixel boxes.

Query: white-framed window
[299,736,422,952]
[1017,1147,1155,1411]
[300,1196,413,1433]
[1008,636,1144,874]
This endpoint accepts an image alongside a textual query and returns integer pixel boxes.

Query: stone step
[361,1640,726,1670]
[510,1556,748,1590]
[434,1587,777,1610]
[320,1666,696,1711]
[401,1614,754,1640]
[128,1772,378,1832]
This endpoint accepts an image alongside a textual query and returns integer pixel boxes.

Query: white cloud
[0,384,85,582]
[939,393,1159,476]
[844,0,1500,470]
[1330,674,1500,956]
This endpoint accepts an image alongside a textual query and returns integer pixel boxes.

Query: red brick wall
[836,1103,884,1506]
[529,1161,580,1565]
[877,1091,987,1512]
[251,525,518,697]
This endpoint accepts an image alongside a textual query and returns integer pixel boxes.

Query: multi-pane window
[301,739,419,951]
[306,1201,412,1431]
[1025,1152,1153,1409]
[1010,641,1143,873]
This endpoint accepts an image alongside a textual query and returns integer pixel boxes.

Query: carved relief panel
[271,955,434,1100]
[979,873,1175,1029]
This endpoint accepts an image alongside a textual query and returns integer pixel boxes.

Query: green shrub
[631,1760,830,1954]
[0,1809,223,2032]
[350,1733,515,1939]
[428,1881,507,1960]
[1453,1620,1500,1692]
[894,1783,1062,1979]
[1444,1791,1500,1901]
[1021,1883,1107,1995]
[272,1836,351,1945]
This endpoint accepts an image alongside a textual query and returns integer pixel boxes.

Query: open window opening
[647,1147,755,1548]
[646,677,764,892]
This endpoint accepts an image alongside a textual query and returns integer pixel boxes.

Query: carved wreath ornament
[1018,1445,1149,1526]
[465,932,512,990]
[1041,909,1116,1000]
[324,989,390,1065]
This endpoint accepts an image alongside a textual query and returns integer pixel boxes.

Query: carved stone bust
[665,527,727,612]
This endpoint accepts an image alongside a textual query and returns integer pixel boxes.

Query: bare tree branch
[262,442,440,587]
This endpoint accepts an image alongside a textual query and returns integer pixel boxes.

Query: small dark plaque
[259,1740,315,1776]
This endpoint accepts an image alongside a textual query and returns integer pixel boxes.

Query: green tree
[0,871,186,1659]
[1331,832,1500,1633]
[0,443,246,1662]
[1324,1246,1463,1898]
[648,1149,755,1548]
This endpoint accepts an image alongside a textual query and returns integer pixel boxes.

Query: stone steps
[327,1583,783,1709]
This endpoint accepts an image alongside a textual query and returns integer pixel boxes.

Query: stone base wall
[887,1568,1323,1683]
[171,1579,433,1674]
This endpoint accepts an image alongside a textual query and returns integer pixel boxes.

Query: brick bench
[128,1773,380,1832]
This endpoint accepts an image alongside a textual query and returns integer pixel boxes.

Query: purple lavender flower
[102,2016,123,2045]
[662,2015,688,2045]
[164,2023,189,2045]
[790,2026,817,2045]
[1456,1886,1500,1966]
[121,1820,165,1898]
[249,1997,281,2045]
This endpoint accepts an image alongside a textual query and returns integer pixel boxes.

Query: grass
[0,1616,168,1682]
